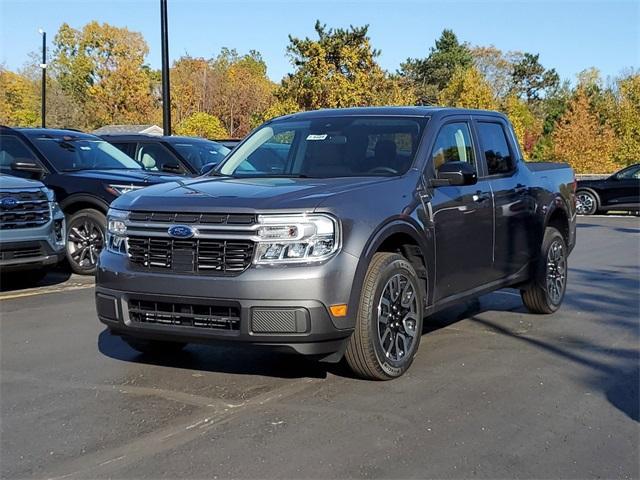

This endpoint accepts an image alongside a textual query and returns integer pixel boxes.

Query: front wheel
[521,226,568,314]
[66,209,106,275]
[345,252,424,380]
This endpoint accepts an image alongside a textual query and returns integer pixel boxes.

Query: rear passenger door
[429,118,495,301]
[474,117,537,279]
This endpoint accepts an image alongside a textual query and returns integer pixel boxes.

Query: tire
[521,227,568,314]
[122,337,187,355]
[345,252,424,380]
[66,209,106,275]
[576,190,598,215]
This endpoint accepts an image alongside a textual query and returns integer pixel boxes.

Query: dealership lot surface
[1,216,638,479]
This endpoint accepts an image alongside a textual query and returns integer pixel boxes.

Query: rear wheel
[345,252,424,380]
[576,190,598,215]
[122,337,187,355]
[521,227,568,314]
[66,209,106,275]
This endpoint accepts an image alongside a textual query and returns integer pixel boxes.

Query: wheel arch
[59,194,110,216]
[544,199,571,247]
[346,219,433,327]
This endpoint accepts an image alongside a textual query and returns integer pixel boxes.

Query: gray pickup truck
[0,174,66,282]
[96,107,576,380]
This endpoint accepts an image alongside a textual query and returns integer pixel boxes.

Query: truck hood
[0,174,45,190]
[62,169,179,185]
[112,176,395,212]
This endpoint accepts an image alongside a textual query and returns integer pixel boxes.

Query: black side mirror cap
[199,162,219,176]
[434,161,477,186]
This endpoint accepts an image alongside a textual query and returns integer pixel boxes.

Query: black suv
[100,134,230,176]
[576,163,640,215]
[0,127,179,274]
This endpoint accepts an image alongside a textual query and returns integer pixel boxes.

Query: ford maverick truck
[96,107,576,380]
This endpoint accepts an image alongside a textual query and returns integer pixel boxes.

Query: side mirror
[434,161,477,186]
[12,161,44,177]
[161,162,183,174]
[199,162,219,176]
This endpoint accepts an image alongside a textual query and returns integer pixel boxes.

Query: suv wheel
[345,252,424,380]
[66,209,106,275]
[521,226,568,314]
[122,337,187,355]
[576,190,598,215]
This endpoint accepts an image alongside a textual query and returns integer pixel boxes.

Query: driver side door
[429,119,495,301]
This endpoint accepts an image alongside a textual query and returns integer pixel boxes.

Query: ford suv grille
[0,190,50,229]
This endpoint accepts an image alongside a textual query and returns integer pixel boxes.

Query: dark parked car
[576,163,640,215]
[100,134,231,175]
[0,127,179,274]
[96,107,576,380]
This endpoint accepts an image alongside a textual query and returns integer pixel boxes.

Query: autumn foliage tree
[552,88,619,174]
[438,67,496,110]
[175,112,228,138]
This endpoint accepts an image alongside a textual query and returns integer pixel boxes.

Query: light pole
[160,0,171,135]
[39,28,46,128]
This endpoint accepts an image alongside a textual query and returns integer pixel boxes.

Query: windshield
[172,140,231,170]
[31,136,141,171]
[218,116,428,178]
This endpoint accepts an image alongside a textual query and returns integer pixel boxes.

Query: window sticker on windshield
[306,134,328,141]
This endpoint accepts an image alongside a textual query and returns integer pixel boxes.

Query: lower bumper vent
[128,299,240,331]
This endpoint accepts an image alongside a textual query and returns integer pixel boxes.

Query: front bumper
[96,250,360,358]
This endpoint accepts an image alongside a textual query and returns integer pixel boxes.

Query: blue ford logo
[0,197,18,209]
[168,225,195,238]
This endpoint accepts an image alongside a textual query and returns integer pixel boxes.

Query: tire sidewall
[66,209,106,275]
[368,257,424,378]
[539,228,568,312]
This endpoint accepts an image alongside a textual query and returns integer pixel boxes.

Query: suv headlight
[106,208,129,254]
[254,214,340,264]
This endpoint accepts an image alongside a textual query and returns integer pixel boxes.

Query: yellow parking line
[0,283,94,301]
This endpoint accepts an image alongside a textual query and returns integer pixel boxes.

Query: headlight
[44,188,55,202]
[106,208,129,254]
[105,184,144,196]
[254,214,340,264]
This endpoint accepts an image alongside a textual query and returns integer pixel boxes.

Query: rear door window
[477,122,514,176]
[135,143,184,173]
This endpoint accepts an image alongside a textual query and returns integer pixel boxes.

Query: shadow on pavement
[0,265,72,292]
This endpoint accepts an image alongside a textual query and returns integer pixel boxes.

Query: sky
[0,0,638,83]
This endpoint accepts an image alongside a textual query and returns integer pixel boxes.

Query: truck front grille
[127,236,254,274]
[128,299,240,331]
[0,190,50,229]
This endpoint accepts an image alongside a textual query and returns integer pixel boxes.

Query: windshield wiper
[231,174,311,179]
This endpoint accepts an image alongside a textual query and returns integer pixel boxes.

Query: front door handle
[473,191,491,203]
[514,183,527,194]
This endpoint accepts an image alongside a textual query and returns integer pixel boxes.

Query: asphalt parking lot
[1,216,638,479]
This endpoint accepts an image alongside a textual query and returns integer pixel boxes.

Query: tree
[438,67,496,110]
[175,112,229,138]
[0,67,39,126]
[471,46,523,100]
[52,21,156,128]
[511,53,559,102]
[612,73,640,166]
[279,21,415,110]
[552,88,619,174]
[400,29,473,104]
[503,94,541,158]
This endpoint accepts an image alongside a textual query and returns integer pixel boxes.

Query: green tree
[175,112,229,138]
[400,29,473,104]
[278,21,415,110]
[511,53,559,102]
[471,46,523,100]
[438,67,496,110]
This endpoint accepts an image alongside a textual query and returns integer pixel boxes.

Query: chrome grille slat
[0,190,50,229]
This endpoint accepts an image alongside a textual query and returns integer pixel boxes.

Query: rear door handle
[514,183,527,194]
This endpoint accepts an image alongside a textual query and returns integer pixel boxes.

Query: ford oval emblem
[168,224,195,239]
[0,197,18,209]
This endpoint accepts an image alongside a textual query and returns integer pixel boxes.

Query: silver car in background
[0,174,66,282]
